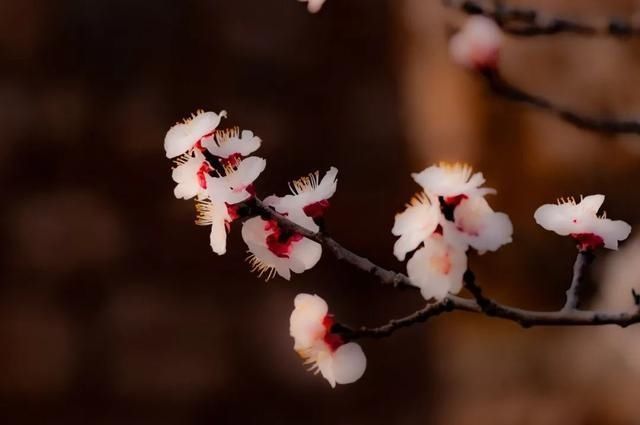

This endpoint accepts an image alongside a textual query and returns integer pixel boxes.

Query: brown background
[1,0,640,424]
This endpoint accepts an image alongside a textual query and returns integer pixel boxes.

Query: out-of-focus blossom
[264,167,338,233]
[448,196,513,254]
[406,233,467,301]
[392,192,440,261]
[241,217,321,280]
[412,162,495,202]
[449,15,503,70]
[171,150,212,200]
[298,0,326,14]
[202,127,261,162]
[289,293,366,388]
[164,110,227,159]
[534,195,632,250]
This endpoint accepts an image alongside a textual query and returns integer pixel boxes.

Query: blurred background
[2,0,640,424]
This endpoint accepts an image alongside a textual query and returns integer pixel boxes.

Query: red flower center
[196,162,212,189]
[265,220,303,258]
[221,153,242,167]
[303,199,330,218]
[322,314,344,352]
[571,233,604,251]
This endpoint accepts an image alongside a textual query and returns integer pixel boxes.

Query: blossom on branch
[412,162,495,201]
[406,233,467,301]
[448,196,513,254]
[534,195,632,250]
[164,110,227,159]
[264,167,338,232]
[392,192,440,261]
[171,150,212,200]
[195,157,267,255]
[289,293,366,388]
[201,127,261,162]
[242,217,321,280]
[449,15,503,71]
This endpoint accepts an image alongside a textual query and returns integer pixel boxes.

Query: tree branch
[249,198,640,339]
[563,250,595,311]
[481,70,640,136]
[444,0,639,37]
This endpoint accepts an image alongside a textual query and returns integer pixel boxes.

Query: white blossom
[289,293,367,388]
[171,150,212,200]
[447,196,513,254]
[264,167,338,233]
[206,156,267,204]
[392,192,441,261]
[406,233,467,301]
[195,156,267,255]
[201,127,261,161]
[195,199,235,255]
[534,194,632,250]
[449,15,503,70]
[241,217,322,280]
[164,110,227,159]
[298,0,326,14]
[412,162,495,201]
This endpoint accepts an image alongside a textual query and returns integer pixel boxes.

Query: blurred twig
[481,70,640,136]
[444,0,639,37]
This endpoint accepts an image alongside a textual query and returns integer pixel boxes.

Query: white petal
[164,110,225,158]
[290,238,322,272]
[290,294,328,350]
[208,202,230,255]
[227,156,267,189]
[406,235,467,301]
[332,343,367,385]
[579,194,605,214]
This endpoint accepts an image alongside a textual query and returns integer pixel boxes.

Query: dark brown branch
[563,250,595,311]
[444,0,638,37]
[248,197,640,338]
[482,70,640,136]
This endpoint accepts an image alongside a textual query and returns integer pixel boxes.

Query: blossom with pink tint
[449,15,503,70]
[171,150,212,200]
[241,217,322,280]
[164,110,227,159]
[412,162,495,201]
[448,196,513,254]
[290,293,366,388]
[534,195,632,250]
[264,167,338,232]
[392,192,440,261]
[406,233,467,301]
[298,0,326,14]
[201,126,261,161]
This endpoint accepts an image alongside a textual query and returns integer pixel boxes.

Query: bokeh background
[2,0,640,424]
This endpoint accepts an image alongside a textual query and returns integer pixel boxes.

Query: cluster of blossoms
[165,110,357,387]
[393,163,513,301]
[165,112,632,389]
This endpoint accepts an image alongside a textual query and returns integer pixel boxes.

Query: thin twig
[249,197,640,338]
[444,0,639,37]
[563,250,594,311]
[482,70,640,136]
